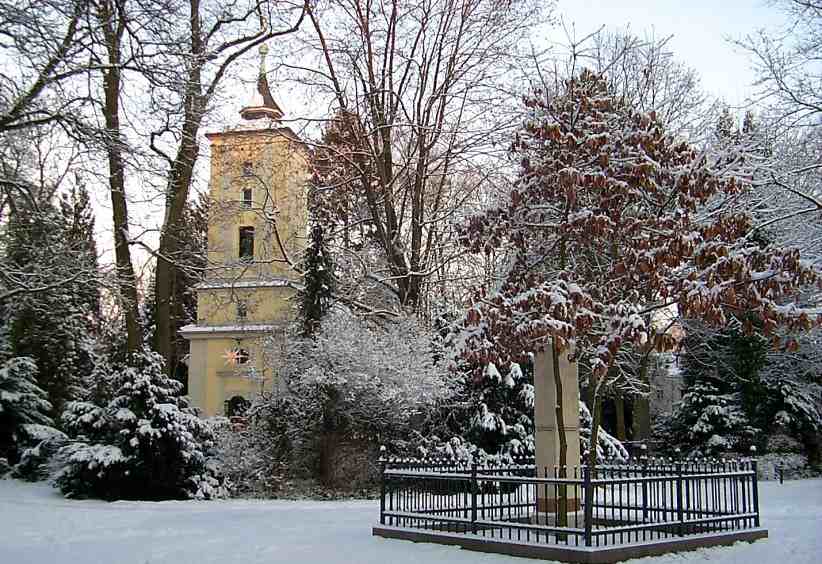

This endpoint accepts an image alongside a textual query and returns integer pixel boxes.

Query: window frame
[238,226,255,261]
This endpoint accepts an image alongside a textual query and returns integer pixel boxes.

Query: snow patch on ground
[0,478,820,564]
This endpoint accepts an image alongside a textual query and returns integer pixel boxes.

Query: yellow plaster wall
[183,125,308,417]
[205,130,308,282]
[196,286,296,326]
[188,335,273,416]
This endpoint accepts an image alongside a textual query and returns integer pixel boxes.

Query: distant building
[649,352,684,420]
[180,45,308,417]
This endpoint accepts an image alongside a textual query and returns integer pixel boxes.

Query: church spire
[240,43,284,122]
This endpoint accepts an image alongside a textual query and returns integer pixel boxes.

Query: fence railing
[378,456,760,548]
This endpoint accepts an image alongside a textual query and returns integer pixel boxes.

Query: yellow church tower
[181,45,308,417]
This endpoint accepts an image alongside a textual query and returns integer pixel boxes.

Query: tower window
[239,226,255,261]
[235,348,250,365]
[242,188,253,208]
[242,161,254,177]
[237,301,248,320]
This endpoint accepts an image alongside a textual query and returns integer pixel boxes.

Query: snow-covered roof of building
[179,323,281,338]
[195,278,297,290]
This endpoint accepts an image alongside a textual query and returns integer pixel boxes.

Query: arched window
[225,395,251,417]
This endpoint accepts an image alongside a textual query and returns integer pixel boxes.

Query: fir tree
[59,182,100,320]
[0,357,53,463]
[4,200,99,416]
[55,349,225,500]
[463,359,535,457]
[298,225,335,336]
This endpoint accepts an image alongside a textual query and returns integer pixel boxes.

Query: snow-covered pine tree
[298,224,335,336]
[461,360,535,457]
[666,381,758,456]
[55,350,225,500]
[3,194,100,416]
[0,357,53,464]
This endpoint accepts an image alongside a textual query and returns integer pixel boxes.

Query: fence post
[751,456,761,528]
[470,461,478,534]
[641,453,649,523]
[583,464,593,547]
[379,452,386,526]
[675,458,684,536]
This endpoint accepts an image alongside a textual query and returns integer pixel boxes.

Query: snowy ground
[0,478,820,564]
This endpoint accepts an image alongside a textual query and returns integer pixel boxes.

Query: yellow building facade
[181,47,308,416]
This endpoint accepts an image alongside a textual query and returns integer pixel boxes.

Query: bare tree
[299,0,549,312]
[0,0,92,136]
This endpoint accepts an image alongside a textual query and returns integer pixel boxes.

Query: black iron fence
[378,456,760,548]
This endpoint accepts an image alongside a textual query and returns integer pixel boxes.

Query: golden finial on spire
[259,43,269,77]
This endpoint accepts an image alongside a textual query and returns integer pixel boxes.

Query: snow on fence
[374,456,765,560]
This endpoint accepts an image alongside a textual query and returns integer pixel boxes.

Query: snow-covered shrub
[12,425,67,481]
[53,350,227,500]
[0,357,53,464]
[756,452,814,480]
[656,382,758,457]
[272,312,453,488]
[580,402,629,462]
[211,413,288,498]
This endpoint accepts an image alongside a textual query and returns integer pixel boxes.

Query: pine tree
[462,359,535,457]
[298,225,335,336]
[4,199,100,416]
[55,349,225,500]
[59,182,100,320]
[660,381,758,456]
[0,357,53,463]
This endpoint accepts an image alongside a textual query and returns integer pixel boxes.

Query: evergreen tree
[59,182,100,320]
[55,349,225,500]
[4,199,100,416]
[150,193,209,385]
[0,357,53,463]
[463,359,535,457]
[298,225,335,336]
[658,317,822,454]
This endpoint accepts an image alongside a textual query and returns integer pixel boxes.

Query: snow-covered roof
[195,278,296,290]
[179,323,280,338]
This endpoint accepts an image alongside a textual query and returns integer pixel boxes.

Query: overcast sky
[555,0,787,105]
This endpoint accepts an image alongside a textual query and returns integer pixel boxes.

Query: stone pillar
[534,344,582,513]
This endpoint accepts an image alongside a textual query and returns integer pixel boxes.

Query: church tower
[181,45,308,417]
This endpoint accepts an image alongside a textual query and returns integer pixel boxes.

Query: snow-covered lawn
[1,478,820,564]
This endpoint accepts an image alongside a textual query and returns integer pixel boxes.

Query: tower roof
[239,44,284,122]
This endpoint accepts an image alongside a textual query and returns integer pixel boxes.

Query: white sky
[94,0,791,272]
[555,0,787,106]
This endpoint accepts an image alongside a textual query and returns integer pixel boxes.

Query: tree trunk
[615,396,627,441]
[100,0,142,353]
[588,382,602,469]
[551,338,568,528]
[632,357,651,440]
[154,0,204,374]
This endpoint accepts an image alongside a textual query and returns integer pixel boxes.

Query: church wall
[205,131,308,282]
[196,287,296,326]
[190,335,274,416]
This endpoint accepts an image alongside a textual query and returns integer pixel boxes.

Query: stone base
[373,525,769,563]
